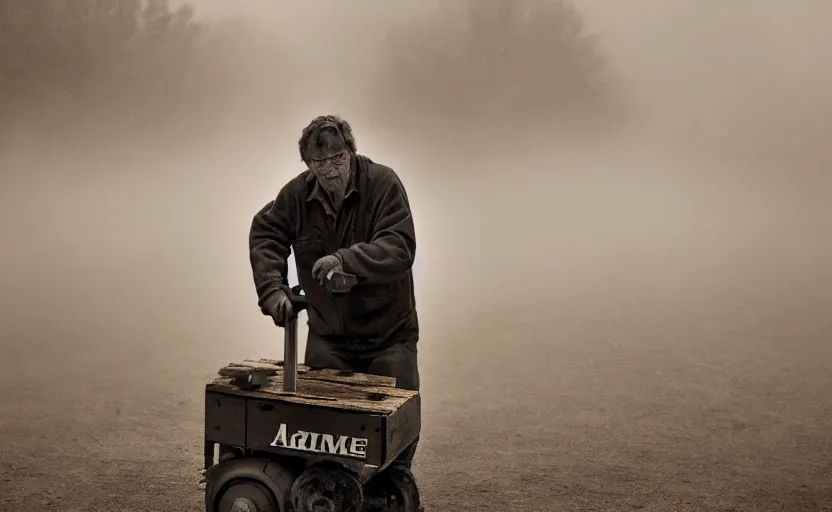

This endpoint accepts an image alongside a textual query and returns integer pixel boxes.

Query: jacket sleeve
[336,172,416,284]
[249,184,296,315]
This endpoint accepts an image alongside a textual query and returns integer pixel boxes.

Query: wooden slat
[206,375,416,415]
[237,360,311,373]
[299,368,397,388]
[218,366,276,378]
[219,360,397,388]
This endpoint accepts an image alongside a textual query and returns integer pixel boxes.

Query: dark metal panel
[205,391,247,447]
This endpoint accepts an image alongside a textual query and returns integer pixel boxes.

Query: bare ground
[1,272,831,512]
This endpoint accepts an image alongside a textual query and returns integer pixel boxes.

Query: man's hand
[312,254,343,284]
[266,289,293,327]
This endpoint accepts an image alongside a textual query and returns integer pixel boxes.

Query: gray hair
[298,115,357,164]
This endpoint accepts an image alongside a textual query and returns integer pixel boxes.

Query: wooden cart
[202,275,421,512]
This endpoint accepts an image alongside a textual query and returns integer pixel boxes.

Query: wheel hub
[230,497,257,512]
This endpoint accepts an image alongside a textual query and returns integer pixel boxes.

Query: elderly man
[248,115,421,477]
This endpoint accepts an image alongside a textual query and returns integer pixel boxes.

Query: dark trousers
[304,330,420,470]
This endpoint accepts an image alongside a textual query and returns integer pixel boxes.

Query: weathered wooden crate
[204,359,420,480]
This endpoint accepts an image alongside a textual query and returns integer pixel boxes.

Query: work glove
[265,288,293,327]
[312,254,343,285]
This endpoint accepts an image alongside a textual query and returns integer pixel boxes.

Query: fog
[1,1,831,509]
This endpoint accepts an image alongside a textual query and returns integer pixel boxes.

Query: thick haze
[1,2,832,509]
[2,0,830,416]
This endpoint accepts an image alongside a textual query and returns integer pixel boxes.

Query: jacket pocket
[352,280,405,317]
[358,278,402,306]
[293,237,325,270]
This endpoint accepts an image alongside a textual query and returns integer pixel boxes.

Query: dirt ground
[2,265,831,511]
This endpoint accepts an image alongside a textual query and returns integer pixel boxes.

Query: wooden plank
[208,377,413,408]
[220,360,397,388]
[206,377,417,415]
[209,359,414,415]
[299,368,397,388]
[241,359,311,373]
[218,366,277,379]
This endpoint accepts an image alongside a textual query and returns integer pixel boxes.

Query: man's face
[309,151,351,182]
[306,123,352,188]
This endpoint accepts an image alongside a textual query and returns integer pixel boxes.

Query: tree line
[0,0,616,151]
[0,0,242,148]
[375,0,617,148]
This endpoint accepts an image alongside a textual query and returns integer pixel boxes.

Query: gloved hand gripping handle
[282,270,358,393]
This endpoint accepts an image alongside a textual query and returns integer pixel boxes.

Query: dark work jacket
[249,154,418,348]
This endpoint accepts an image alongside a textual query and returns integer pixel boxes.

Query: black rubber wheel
[217,479,279,512]
[361,467,421,512]
[289,462,363,512]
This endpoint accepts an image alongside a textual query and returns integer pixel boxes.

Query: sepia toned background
[1,1,830,510]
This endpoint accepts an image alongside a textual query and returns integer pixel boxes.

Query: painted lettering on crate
[269,423,369,459]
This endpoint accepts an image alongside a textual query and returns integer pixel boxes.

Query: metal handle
[281,273,356,394]
[283,316,299,393]
[282,285,306,394]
